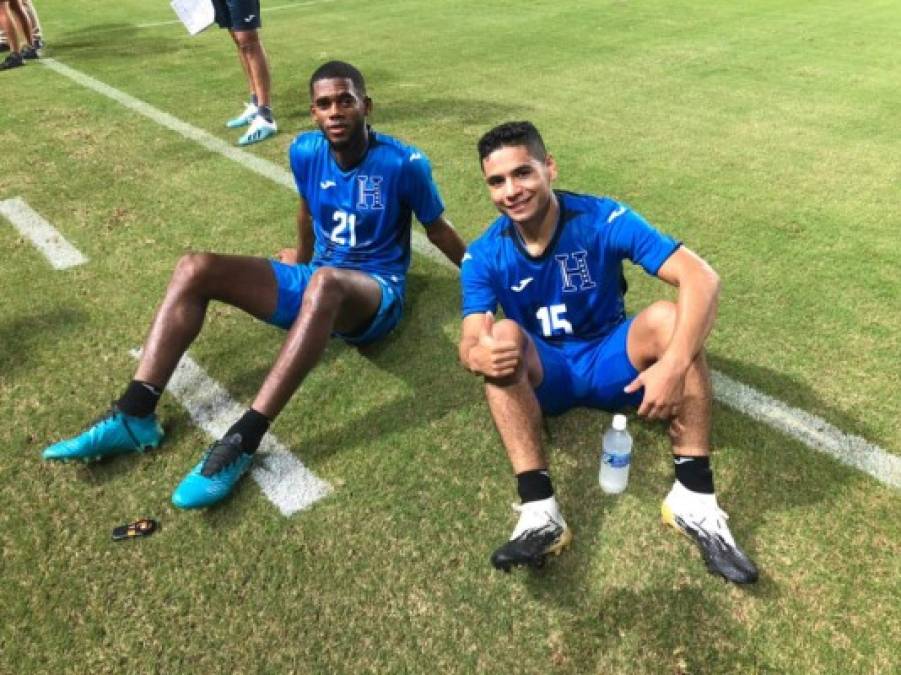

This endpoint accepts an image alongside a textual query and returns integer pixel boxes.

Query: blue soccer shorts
[267,260,404,345]
[532,317,644,416]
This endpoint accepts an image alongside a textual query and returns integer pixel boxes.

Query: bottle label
[602,452,631,469]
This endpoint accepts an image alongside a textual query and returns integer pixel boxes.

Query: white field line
[135,0,336,29]
[712,372,901,489]
[130,349,331,515]
[0,197,88,269]
[40,57,450,270]
[45,58,899,490]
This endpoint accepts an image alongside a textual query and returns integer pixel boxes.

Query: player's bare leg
[482,319,572,571]
[41,254,278,464]
[627,300,758,583]
[252,267,381,418]
[136,253,278,388]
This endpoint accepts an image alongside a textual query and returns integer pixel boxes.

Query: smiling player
[459,121,758,584]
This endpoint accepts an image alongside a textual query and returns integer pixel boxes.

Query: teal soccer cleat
[42,408,164,462]
[171,434,254,509]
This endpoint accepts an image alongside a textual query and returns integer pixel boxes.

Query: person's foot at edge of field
[237,111,277,146]
[0,52,24,70]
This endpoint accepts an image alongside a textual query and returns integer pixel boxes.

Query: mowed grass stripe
[41,54,899,493]
[0,197,88,269]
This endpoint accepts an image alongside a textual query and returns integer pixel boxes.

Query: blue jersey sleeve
[605,203,680,275]
[460,248,498,317]
[401,150,445,226]
[288,136,311,201]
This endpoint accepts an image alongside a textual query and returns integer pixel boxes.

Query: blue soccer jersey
[289,129,445,285]
[461,191,680,343]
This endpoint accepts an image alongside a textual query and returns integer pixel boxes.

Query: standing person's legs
[23,0,40,44]
[0,1,21,55]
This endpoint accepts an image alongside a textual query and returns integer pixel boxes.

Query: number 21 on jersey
[331,210,357,247]
[536,304,572,337]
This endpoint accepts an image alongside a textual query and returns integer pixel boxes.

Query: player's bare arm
[424,214,466,267]
[624,246,720,419]
[277,197,313,264]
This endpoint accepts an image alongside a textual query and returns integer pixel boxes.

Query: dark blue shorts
[212,0,261,30]
[267,260,403,345]
[532,317,644,416]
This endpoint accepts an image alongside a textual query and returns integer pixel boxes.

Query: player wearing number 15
[41,61,466,510]
[459,121,758,584]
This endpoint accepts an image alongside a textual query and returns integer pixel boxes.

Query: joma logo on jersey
[555,251,596,292]
[356,175,384,210]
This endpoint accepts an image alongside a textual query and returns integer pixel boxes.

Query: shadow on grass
[51,24,182,58]
[0,307,88,377]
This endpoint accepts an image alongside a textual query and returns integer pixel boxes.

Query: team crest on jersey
[356,175,384,210]
[555,251,596,292]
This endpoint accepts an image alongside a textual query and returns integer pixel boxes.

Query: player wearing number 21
[41,61,466,510]
[458,121,758,584]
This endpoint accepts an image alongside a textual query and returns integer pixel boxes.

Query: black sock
[116,380,162,418]
[225,409,270,454]
[673,455,715,494]
[250,93,258,107]
[516,469,554,503]
[258,105,273,123]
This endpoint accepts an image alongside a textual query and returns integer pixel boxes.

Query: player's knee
[492,318,528,351]
[645,300,678,349]
[304,267,344,309]
[172,252,215,290]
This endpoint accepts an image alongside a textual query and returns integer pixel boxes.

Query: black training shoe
[0,53,24,70]
[661,481,759,584]
[490,497,573,572]
[21,45,38,60]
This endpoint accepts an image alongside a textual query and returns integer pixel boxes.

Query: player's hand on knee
[625,359,686,420]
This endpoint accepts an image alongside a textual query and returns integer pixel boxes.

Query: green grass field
[1,0,899,672]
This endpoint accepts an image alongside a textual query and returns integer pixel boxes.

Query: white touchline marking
[130,349,331,515]
[712,371,900,489]
[41,57,450,270]
[0,197,88,270]
[134,0,336,29]
[46,58,899,490]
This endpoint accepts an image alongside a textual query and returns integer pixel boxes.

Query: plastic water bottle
[599,414,632,494]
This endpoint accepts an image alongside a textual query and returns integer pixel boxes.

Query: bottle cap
[612,414,627,431]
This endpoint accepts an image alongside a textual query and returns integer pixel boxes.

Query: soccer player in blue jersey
[459,121,758,584]
[42,61,466,510]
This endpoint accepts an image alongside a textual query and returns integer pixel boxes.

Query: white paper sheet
[170,0,215,35]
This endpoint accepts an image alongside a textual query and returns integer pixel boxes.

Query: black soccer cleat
[662,481,759,585]
[0,53,24,71]
[490,497,573,572]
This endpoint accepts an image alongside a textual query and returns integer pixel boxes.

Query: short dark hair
[477,121,547,164]
[309,61,367,97]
